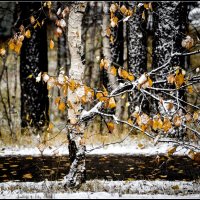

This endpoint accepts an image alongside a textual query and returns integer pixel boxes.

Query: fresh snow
[0,141,195,157]
[0,180,199,199]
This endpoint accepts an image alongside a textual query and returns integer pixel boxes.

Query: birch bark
[64,2,87,188]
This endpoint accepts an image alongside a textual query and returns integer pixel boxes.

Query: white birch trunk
[64,2,87,189]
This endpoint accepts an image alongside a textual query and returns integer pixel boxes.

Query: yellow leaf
[30,16,35,24]
[138,143,145,149]
[110,3,118,13]
[100,59,104,70]
[27,74,33,79]
[111,16,119,28]
[147,77,153,87]
[193,111,199,121]
[50,39,54,49]
[58,102,66,112]
[166,102,174,111]
[96,92,103,100]
[22,173,33,179]
[128,118,133,125]
[69,79,77,92]
[185,114,192,122]
[107,97,116,109]
[8,39,15,50]
[0,48,6,56]
[110,66,117,76]
[106,27,111,37]
[173,115,182,127]
[136,115,142,126]
[171,185,180,190]
[187,85,193,94]
[47,1,52,9]
[167,74,175,84]
[140,124,147,132]
[14,41,22,54]
[107,122,115,133]
[118,68,129,79]
[102,85,108,97]
[55,96,61,105]
[81,95,87,104]
[62,84,68,97]
[187,149,195,160]
[47,122,54,131]
[175,73,184,88]
[127,73,135,81]
[167,146,177,156]
[120,5,127,14]
[163,117,172,132]
[25,30,31,38]
[110,35,114,45]
[103,59,109,70]
[153,117,163,131]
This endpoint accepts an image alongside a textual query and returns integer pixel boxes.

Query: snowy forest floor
[0,180,200,199]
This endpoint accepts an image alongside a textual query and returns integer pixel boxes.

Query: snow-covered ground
[0,180,199,199]
[0,140,195,157]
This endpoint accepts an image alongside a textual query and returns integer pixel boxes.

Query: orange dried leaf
[22,173,33,179]
[187,85,193,94]
[173,115,182,127]
[110,66,117,76]
[193,111,199,121]
[81,95,87,104]
[167,146,177,156]
[50,39,54,49]
[48,122,54,131]
[147,77,153,87]
[58,102,66,112]
[107,122,115,133]
[120,5,127,14]
[143,3,149,9]
[30,16,35,24]
[110,3,118,13]
[96,92,103,100]
[55,97,61,105]
[185,114,192,122]
[128,118,133,125]
[100,59,104,70]
[153,117,163,131]
[187,149,195,160]
[107,97,116,109]
[8,39,15,50]
[25,30,31,38]
[127,73,135,81]
[106,27,111,37]
[167,74,175,84]
[0,48,6,56]
[163,117,172,132]
[166,102,174,111]
[69,79,77,92]
[62,84,68,97]
[175,73,184,88]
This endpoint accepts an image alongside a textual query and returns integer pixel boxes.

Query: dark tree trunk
[110,3,124,68]
[152,2,188,138]
[126,2,148,115]
[19,2,49,131]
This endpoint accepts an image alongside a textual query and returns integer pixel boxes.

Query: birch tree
[63,2,87,189]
